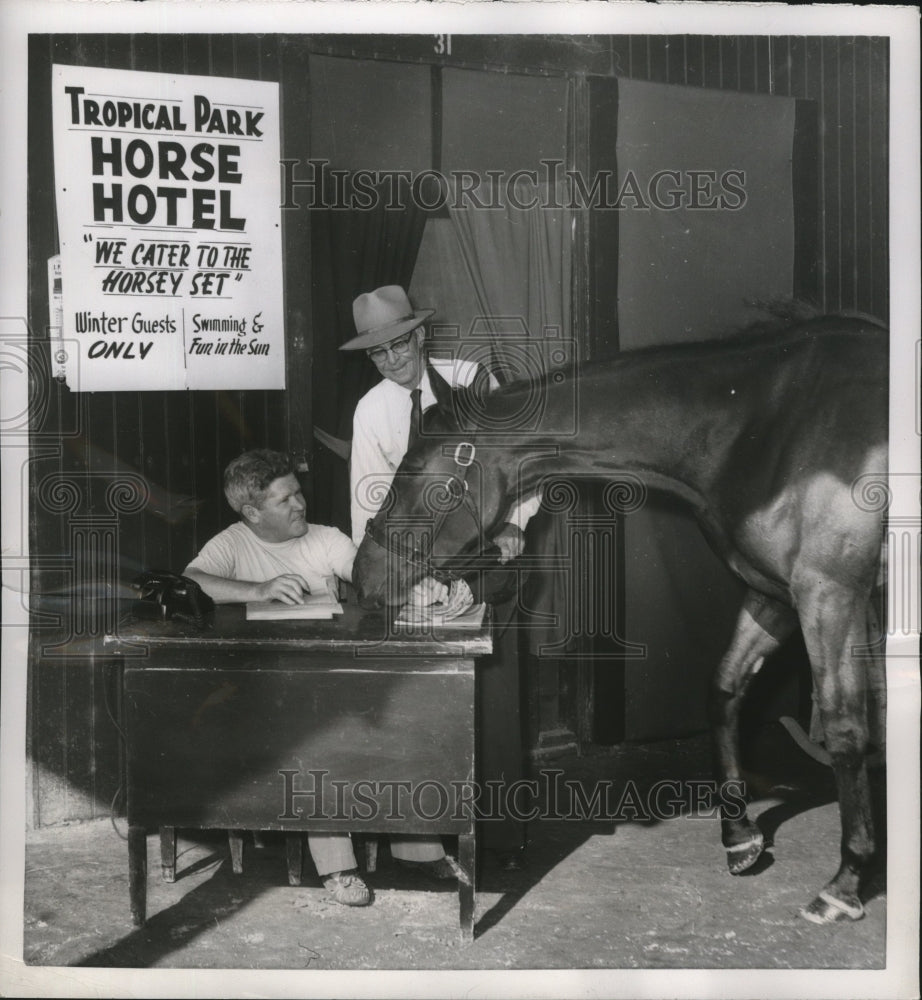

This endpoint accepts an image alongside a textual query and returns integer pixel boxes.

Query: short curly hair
[223,450,294,513]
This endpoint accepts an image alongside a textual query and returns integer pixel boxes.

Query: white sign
[51,65,285,391]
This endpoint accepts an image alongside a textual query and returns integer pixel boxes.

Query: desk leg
[160,826,176,882]
[128,824,147,927]
[363,835,378,874]
[286,835,303,886]
[458,831,476,943]
[228,830,245,874]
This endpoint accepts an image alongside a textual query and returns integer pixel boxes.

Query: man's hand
[491,523,525,564]
[257,574,310,605]
[408,577,449,607]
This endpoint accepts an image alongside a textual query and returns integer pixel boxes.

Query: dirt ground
[21,726,887,974]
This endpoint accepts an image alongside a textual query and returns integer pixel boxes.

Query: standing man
[341,285,538,872]
[345,285,534,555]
[183,449,372,906]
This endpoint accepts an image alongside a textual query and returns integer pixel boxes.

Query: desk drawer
[125,665,474,833]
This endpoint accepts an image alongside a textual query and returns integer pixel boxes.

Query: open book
[246,579,344,621]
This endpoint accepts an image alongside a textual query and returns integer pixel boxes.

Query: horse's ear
[427,363,456,418]
[455,364,495,432]
[425,364,467,430]
[471,364,495,399]
[424,362,482,433]
[421,405,452,435]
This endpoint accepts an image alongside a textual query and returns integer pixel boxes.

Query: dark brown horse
[353,314,888,924]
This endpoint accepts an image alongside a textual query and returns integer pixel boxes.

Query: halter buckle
[453,442,476,467]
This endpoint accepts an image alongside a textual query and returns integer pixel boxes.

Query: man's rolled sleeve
[184,531,237,578]
[322,527,358,584]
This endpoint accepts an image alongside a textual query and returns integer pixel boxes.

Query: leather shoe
[322,869,372,906]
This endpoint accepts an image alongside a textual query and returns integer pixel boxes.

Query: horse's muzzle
[352,536,391,608]
[354,528,431,610]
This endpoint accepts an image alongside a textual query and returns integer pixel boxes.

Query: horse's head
[353,375,509,608]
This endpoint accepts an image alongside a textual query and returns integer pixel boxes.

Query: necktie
[407,387,422,451]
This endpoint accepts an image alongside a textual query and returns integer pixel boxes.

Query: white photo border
[2,3,918,998]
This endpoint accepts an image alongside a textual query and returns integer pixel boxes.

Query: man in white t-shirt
[183,449,370,907]
[341,285,539,875]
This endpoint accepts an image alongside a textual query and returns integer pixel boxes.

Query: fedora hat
[340,285,434,351]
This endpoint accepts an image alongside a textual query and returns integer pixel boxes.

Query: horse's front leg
[797,585,877,923]
[709,590,797,874]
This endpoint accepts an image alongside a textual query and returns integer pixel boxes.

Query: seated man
[183,448,370,907]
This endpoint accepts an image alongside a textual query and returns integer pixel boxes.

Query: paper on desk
[394,579,485,628]
[394,602,487,629]
[246,579,344,620]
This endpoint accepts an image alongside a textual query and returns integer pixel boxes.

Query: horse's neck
[497,350,747,506]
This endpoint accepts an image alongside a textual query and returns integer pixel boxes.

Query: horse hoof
[725,833,764,874]
[800,889,864,924]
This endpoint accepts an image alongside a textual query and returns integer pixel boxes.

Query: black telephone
[129,570,214,626]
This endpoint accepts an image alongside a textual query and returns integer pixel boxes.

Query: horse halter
[364,441,487,585]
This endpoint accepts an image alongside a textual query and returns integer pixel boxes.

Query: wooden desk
[103,602,492,941]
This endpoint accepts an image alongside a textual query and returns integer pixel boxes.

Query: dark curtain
[444,179,574,664]
[310,174,429,532]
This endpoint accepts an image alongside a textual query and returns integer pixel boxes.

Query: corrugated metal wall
[366,33,887,320]
[26,33,888,825]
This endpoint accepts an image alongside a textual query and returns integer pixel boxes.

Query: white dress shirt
[350,357,540,545]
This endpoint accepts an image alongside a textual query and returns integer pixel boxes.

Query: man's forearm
[506,491,543,530]
[183,568,265,604]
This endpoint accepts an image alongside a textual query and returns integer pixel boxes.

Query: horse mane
[485,301,888,399]
[732,297,825,334]
[730,298,886,337]
[416,302,888,438]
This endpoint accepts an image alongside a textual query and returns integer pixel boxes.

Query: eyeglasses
[366,330,417,364]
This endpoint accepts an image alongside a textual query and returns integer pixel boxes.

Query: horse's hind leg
[797,583,875,923]
[806,590,887,760]
[709,590,798,874]
[864,588,887,755]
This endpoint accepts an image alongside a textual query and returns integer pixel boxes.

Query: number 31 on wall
[434,35,452,56]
